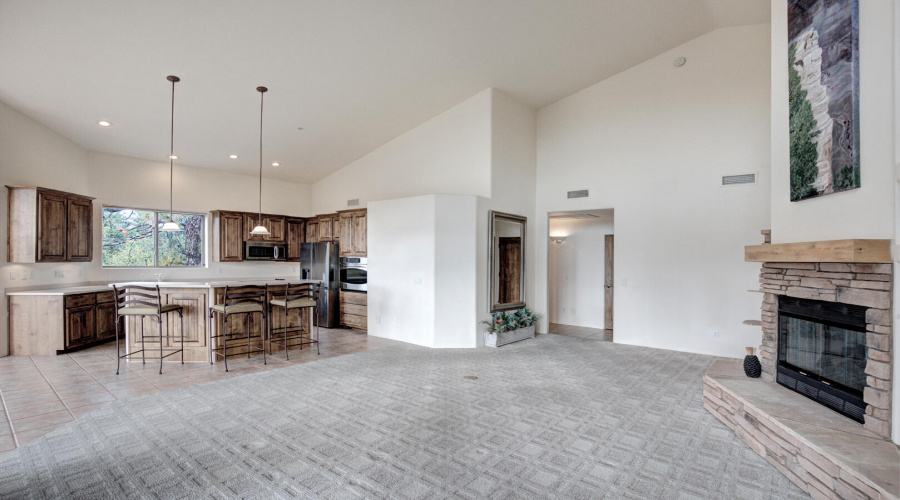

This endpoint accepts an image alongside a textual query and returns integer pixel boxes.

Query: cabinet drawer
[96,291,115,304]
[65,293,96,308]
[340,313,367,330]
[340,291,367,305]
[340,302,366,317]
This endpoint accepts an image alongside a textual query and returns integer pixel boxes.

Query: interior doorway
[548,209,614,341]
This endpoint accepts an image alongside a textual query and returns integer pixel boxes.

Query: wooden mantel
[745,239,892,263]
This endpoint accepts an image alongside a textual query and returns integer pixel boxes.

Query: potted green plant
[481,307,540,347]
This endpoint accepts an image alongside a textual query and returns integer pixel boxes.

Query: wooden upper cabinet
[338,209,367,257]
[38,192,68,262]
[7,186,95,263]
[265,216,285,242]
[305,221,318,243]
[286,219,304,262]
[244,213,265,241]
[243,213,285,242]
[317,214,338,242]
[339,214,352,248]
[211,211,244,262]
[67,197,92,261]
[352,213,366,256]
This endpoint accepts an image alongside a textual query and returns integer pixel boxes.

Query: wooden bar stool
[208,285,267,372]
[113,285,184,375]
[268,282,319,358]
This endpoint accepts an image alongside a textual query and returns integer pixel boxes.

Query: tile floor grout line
[0,386,19,448]
[67,354,120,402]
[28,356,77,422]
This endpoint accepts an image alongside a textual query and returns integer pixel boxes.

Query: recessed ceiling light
[297,127,303,131]
[229,154,239,159]
[97,120,112,127]
[169,155,178,159]
[271,162,280,167]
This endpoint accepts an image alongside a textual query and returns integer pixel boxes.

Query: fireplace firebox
[776,296,867,423]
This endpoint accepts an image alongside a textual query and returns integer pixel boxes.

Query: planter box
[484,325,535,347]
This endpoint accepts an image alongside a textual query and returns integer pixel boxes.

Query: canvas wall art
[788,0,859,202]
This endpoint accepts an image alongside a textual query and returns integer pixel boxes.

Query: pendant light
[159,75,183,232]
[249,85,271,236]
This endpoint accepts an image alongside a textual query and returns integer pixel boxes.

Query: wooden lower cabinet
[8,290,121,356]
[65,305,96,348]
[208,286,312,359]
[339,291,367,331]
[96,302,118,340]
[127,288,209,363]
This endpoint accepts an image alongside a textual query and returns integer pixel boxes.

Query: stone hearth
[756,262,893,439]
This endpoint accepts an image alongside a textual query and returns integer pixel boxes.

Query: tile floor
[548,322,613,341]
[0,328,395,453]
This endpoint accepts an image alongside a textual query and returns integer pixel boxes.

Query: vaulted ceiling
[0,0,768,183]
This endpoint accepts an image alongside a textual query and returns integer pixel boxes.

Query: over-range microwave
[244,241,287,261]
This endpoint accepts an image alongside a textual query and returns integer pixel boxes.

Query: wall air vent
[567,189,589,199]
[549,213,601,220]
[347,198,360,207]
[722,173,757,186]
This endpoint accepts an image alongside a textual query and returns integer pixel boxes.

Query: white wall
[548,214,615,328]
[312,87,537,346]
[475,90,538,341]
[310,89,492,214]
[772,0,898,444]
[433,195,478,348]
[0,101,312,356]
[86,152,311,284]
[367,195,436,346]
[769,0,895,244]
[535,24,772,358]
[894,0,900,446]
[367,194,478,348]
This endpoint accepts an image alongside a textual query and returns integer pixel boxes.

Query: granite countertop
[6,278,321,296]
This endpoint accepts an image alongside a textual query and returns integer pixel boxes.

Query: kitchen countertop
[6,285,112,296]
[6,278,321,296]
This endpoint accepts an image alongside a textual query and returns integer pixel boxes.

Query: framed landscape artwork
[788,0,859,202]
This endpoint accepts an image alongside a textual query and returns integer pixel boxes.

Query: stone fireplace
[756,261,892,439]
[701,239,897,499]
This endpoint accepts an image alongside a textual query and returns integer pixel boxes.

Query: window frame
[101,205,207,269]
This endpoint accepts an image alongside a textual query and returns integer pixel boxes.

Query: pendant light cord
[258,88,264,227]
[169,77,175,219]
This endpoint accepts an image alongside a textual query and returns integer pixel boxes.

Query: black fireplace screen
[777,296,867,422]
[779,315,866,393]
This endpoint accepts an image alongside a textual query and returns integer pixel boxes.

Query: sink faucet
[153,273,163,283]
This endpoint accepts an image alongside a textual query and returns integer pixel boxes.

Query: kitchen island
[7,278,320,362]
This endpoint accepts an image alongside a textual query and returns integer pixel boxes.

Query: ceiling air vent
[567,189,589,199]
[722,173,756,186]
[347,198,360,207]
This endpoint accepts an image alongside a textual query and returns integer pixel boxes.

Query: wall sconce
[551,236,567,245]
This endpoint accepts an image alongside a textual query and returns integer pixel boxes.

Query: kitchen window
[102,207,204,267]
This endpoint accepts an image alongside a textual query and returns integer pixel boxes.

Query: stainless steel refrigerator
[300,242,340,328]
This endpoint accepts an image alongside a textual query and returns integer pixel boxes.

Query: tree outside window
[102,208,204,267]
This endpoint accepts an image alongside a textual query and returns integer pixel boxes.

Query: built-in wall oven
[340,257,367,292]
